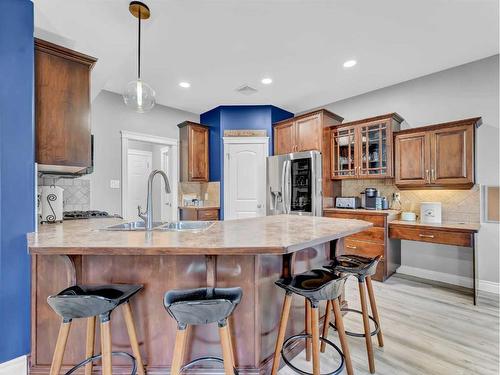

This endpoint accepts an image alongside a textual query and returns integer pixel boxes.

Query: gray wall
[90,90,199,215]
[320,55,499,285]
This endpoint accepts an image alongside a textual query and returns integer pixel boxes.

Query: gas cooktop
[63,210,117,220]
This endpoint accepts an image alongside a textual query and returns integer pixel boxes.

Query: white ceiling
[34,0,499,115]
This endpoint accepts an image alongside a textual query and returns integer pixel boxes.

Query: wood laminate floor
[279,275,500,375]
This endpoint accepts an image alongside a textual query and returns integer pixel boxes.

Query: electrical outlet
[110,180,120,189]
[394,192,401,200]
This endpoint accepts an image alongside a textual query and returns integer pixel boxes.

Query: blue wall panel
[200,105,293,218]
[0,0,35,363]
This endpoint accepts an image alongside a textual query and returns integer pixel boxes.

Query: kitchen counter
[389,219,480,232]
[28,215,370,374]
[323,207,400,218]
[178,205,220,210]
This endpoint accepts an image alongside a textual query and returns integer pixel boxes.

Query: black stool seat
[164,287,242,326]
[47,284,143,321]
[275,269,347,303]
[326,255,381,278]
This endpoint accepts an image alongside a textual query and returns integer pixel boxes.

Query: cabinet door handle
[425,169,430,183]
[346,245,357,250]
[419,234,435,238]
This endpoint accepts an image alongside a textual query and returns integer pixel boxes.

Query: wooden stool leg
[359,279,375,374]
[49,320,71,375]
[171,326,188,375]
[84,317,95,375]
[219,321,235,375]
[227,318,237,366]
[366,276,384,347]
[271,293,293,375]
[310,304,321,375]
[122,302,146,375]
[332,299,354,375]
[320,300,332,353]
[100,318,113,375]
[305,299,312,361]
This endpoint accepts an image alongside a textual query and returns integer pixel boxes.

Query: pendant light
[123,1,155,113]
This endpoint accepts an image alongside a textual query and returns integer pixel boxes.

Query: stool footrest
[64,351,137,375]
[281,334,344,375]
[329,308,380,338]
[180,356,238,375]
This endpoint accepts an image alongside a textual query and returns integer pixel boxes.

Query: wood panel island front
[28,215,371,375]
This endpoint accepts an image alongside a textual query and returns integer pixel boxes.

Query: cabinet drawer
[348,227,385,244]
[325,212,385,228]
[389,226,473,247]
[197,209,219,221]
[343,239,385,259]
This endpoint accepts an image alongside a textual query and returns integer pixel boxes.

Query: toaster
[335,196,361,209]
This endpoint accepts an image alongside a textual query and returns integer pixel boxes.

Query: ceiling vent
[236,84,258,95]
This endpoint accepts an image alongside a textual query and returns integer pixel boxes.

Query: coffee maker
[364,188,378,210]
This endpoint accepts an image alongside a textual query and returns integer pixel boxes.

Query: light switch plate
[110,180,120,189]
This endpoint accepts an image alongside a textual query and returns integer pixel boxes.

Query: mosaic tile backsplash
[38,177,90,211]
[340,179,480,223]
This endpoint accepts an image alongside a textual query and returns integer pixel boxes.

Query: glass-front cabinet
[330,113,403,179]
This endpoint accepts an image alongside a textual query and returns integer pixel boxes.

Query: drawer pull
[419,234,435,238]
[346,245,357,249]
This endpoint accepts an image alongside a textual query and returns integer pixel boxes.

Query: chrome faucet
[138,169,171,230]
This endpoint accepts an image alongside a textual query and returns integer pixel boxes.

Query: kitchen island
[28,215,371,374]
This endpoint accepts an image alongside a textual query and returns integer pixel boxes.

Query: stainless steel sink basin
[156,221,215,232]
[104,221,165,231]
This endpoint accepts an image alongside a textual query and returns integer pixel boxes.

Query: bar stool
[323,255,384,374]
[164,287,242,375]
[47,284,145,375]
[271,269,354,375]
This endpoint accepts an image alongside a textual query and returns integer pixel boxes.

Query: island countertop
[28,214,372,255]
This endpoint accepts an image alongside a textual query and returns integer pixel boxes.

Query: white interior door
[160,147,174,222]
[224,137,269,220]
[126,149,152,220]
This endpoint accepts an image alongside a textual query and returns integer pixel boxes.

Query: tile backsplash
[341,179,480,223]
[38,177,90,211]
[179,181,220,207]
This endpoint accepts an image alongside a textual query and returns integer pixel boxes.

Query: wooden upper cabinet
[395,118,480,189]
[295,114,322,152]
[394,132,430,186]
[273,109,343,155]
[35,39,97,173]
[274,121,295,154]
[330,113,403,179]
[178,121,209,182]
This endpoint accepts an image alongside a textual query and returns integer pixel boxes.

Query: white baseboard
[0,356,27,375]
[397,265,500,294]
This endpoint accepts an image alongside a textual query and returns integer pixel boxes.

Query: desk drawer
[389,226,473,247]
[343,239,385,258]
[325,212,385,228]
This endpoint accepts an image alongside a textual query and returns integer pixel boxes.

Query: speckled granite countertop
[28,214,372,256]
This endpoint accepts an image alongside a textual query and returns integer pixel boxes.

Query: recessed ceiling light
[343,60,357,68]
[179,82,191,88]
[261,77,273,85]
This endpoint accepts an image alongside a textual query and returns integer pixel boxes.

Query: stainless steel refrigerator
[266,150,322,216]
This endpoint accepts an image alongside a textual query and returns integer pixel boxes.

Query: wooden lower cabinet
[179,207,219,221]
[324,210,401,281]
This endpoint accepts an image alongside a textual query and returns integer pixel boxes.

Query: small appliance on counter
[420,202,442,224]
[335,196,361,209]
[39,185,64,223]
[364,187,379,210]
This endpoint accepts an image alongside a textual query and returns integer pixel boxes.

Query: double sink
[104,221,215,232]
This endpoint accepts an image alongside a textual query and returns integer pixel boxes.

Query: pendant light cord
[138,7,141,79]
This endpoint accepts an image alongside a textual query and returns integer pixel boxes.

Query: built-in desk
[389,220,480,304]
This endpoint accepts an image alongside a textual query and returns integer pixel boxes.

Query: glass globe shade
[123,79,156,113]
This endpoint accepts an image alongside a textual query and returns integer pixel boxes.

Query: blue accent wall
[200,105,293,218]
[0,0,35,363]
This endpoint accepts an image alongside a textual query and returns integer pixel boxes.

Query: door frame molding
[223,136,269,220]
[121,130,179,220]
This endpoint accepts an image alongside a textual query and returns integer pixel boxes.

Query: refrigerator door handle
[282,160,291,214]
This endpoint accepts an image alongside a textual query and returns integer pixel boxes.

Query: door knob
[257,204,262,208]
